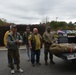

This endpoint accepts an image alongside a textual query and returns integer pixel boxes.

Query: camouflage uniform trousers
[44,44,53,62]
[8,49,20,70]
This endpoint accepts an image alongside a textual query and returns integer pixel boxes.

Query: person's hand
[29,46,32,49]
[19,40,22,43]
[16,40,19,44]
[5,45,7,48]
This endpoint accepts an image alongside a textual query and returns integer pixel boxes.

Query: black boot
[50,60,55,64]
[32,64,35,67]
[45,61,48,65]
[36,62,41,65]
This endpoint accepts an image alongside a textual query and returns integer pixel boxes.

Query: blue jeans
[26,45,31,60]
[31,49,40,64]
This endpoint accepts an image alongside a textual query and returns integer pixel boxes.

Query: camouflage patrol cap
[46,26,51,29]
[26,26,30,29]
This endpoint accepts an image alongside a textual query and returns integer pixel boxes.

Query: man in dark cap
[4,25,16,67]
[7,25,23,74]
[43,26,55,65]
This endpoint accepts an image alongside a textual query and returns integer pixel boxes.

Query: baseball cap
[10,25,17,29]
[26,26,30,29]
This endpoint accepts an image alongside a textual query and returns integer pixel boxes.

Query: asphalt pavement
[0,48,76,75]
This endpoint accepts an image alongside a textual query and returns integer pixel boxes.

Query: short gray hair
[10,25,13,29]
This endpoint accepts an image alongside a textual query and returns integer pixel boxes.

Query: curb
[0,46,26,51]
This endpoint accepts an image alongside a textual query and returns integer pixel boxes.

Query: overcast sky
[0,0,76,24]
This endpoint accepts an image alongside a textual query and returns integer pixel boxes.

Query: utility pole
[56,17,58,21]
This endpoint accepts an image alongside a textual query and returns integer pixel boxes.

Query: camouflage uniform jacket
[43,31,55,49]
[23,31,32,45]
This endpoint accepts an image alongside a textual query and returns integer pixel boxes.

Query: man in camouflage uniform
[23,26,32,61]
[7,25,23,74]
[43,26,55,65]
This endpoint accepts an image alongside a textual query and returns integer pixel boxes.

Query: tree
[68,21,74,30]
[0,18,10,26]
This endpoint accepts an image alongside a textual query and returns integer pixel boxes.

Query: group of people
[4,25,55,74]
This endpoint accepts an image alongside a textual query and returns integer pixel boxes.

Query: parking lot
[0,49,76,75]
